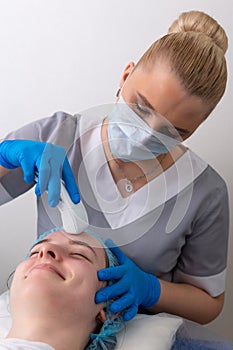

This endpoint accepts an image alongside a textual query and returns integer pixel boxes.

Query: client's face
[10,231,107,324]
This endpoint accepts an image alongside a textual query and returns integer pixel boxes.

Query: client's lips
[29,263,65,280]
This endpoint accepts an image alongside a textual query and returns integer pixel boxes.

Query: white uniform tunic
[0,112,229,297]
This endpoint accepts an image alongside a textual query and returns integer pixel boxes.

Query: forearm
[0,165,9,178]
[147,279,224,324]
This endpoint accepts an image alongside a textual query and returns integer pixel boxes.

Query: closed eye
[29,251,39,258]
[70,252,92,262]
[134,103,151,118]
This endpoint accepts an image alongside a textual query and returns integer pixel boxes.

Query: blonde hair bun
[168,10,228,54]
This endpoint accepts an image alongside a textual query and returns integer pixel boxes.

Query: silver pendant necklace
[113,154,167,193]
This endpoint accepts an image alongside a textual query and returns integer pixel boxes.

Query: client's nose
[38,244,61,260]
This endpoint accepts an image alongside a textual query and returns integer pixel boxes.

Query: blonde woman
[0,11,229,325]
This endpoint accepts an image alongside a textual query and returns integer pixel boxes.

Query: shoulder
[37,111,79,129]
[188,150,228,193]
[4,111,82,144]
[188,152,229,222]
[197,164,228,201]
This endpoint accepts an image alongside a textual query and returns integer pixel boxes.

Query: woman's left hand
[95,239,161,321]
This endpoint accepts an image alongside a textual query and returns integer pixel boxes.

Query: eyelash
[29,251,39,257]
[135,103,149,115]
[70,253,90,261]
[28,250,90,262]
[134,100,187,139]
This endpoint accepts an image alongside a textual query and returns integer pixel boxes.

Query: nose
[38,243,62,260]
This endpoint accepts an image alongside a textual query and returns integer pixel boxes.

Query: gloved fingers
[105,239,129,264]
[35,182,41,197]
[20,159,37,183]
[123,303,138,321]
[97,265,126,281]
[35,144,62,206]
[110,292,135,314]
[35,143,55,195]
[95,280,128,303]
[47,161,62,207]
[35,170,50,197]
[35,158,51,196]
[62,157,80,204]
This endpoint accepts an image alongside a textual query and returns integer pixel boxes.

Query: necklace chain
[112,154,167,193]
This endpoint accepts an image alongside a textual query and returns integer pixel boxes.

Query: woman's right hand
[0,140,80,207]
[96,239,161,321]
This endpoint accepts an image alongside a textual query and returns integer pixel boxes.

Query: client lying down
[2,228,233,350]
[0,228,124,350]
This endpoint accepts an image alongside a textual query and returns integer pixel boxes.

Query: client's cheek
[9,266,25,298]
[101,280,107,288]
[97,280,107,291]
[90,275,106,297]
[14,262,28,280]
[96,270,107,288]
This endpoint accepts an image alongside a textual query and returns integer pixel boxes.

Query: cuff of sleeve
[173,268,226,297]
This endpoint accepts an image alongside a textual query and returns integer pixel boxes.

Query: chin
[13,280,62,306]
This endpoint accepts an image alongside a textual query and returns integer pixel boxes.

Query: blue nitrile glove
[0,140,80,207]
[95,239,161,321]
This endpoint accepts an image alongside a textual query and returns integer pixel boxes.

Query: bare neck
[101,117,187,197]
[7,315,91,350]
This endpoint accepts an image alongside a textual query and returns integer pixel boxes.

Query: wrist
[141,274,161,308]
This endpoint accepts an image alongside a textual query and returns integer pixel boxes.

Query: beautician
[0,11,229,325]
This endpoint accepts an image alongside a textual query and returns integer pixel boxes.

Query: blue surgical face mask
[107,95,180,162]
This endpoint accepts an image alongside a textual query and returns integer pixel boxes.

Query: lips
[28,263,65,280]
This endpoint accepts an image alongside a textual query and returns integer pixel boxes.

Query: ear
[97,309,121,323]
[119,61,135,88]
[97,309,106,323]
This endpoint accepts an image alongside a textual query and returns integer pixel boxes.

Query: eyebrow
[136,91,156,112]
[31,238,98,258]
[135,91,190,136]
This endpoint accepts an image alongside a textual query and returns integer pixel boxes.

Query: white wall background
[0,0,232,341]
